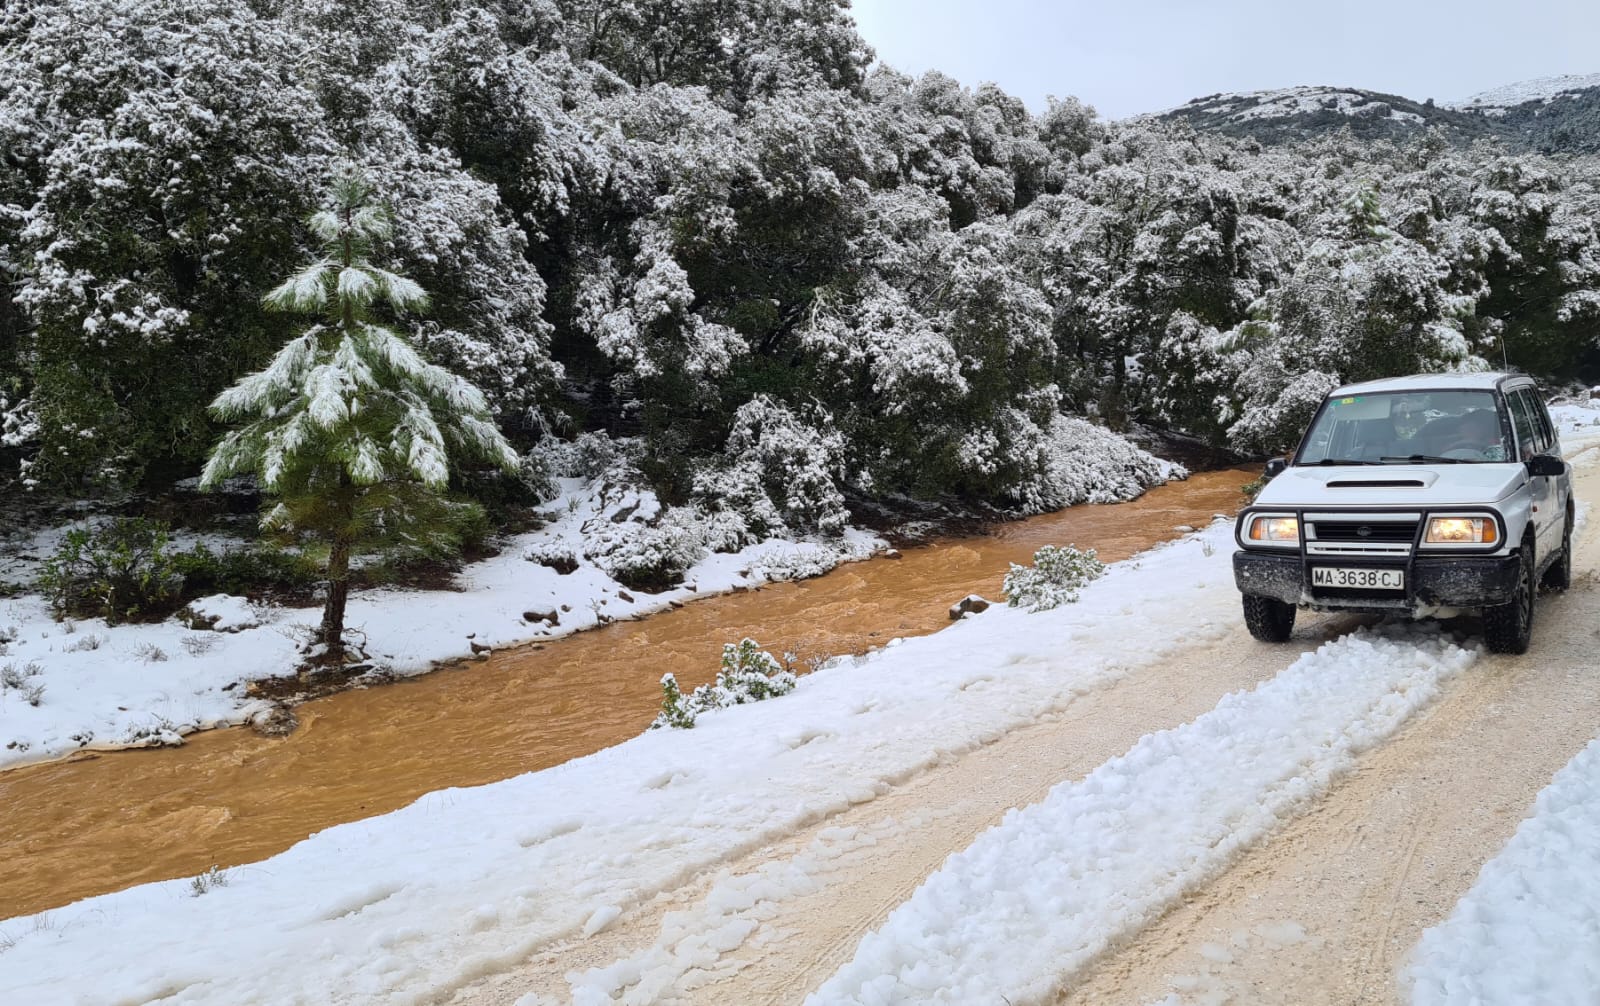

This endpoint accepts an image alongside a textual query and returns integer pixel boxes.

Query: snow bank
[0,521,1244,1005]
[0,476,878,770]
[1407,737,1600,1005]
[809,628,1477,1006]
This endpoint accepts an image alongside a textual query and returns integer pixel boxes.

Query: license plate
[1312,566,1405,590]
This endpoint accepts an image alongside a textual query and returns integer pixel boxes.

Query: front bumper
[1234,549,1523,612]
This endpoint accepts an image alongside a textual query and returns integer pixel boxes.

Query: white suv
[1233,373,1575,654]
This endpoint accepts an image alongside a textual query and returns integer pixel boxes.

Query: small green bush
[651,638,798,729]
[1003,544,1106,613]
[172,544,320,601]
[38,519,182,624]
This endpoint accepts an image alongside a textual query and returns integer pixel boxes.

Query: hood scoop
[1325,479,1426,489]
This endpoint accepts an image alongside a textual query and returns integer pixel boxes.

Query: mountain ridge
[1149,73,1600,153]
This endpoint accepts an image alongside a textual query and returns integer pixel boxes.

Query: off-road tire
[1540,511,1574,593]
[1485,541,1535,655]
[1243,593,1296,643]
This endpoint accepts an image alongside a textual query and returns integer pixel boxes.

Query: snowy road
[446,460,1600,1006]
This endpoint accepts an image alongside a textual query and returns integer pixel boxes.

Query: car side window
[1507,390,1542,460]
[1532,393,1558,449]
[1520,389,1554,454]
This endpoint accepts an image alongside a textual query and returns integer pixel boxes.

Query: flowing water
[0,467,1256,920]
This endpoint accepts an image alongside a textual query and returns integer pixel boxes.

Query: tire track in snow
[808,627,1478,1006]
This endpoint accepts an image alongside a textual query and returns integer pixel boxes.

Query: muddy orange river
[0,467,1256,920]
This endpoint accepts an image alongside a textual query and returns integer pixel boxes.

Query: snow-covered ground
[1446,73,1600,111]
[0,517,1247,1004]
[1407,737,1600,1005]
[0,476,878,770]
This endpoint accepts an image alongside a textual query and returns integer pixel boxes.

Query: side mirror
[1264,458,1288,479]
[1527,454,1567,478]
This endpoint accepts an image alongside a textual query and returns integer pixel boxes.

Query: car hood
[1255,463,1526,509]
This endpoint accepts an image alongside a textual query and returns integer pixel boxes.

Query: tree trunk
[321,535,352,665]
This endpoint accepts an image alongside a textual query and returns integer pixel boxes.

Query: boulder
[948,594,992,620]
[523,609,560,626]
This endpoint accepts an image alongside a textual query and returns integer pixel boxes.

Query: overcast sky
[848,0,1600,119]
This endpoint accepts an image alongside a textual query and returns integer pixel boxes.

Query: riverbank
[0,428,1187,772]
[0,476,880,772]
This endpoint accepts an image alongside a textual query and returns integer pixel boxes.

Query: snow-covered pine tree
[201,176,519,664]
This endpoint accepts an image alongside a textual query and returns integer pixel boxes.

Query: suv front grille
[1303,513,1421,558]
[1312,520,1418,544]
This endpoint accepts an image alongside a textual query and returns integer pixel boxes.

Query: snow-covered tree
[201,177,518,663]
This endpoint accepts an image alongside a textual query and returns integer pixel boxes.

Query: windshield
[1294,390,1510,465]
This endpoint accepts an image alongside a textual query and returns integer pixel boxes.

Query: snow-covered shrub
[584,506,707,592]
[692,462,785,544]
[652,674,699,730]
[699,396,849,538]
[525,543,579,574]
[188,866,230,897]
[1003,545,1106,612]
[0,662,36,691]
[65,634,103,653]
[755,544,848,582]
[650,639,798,729]
[698,507,753,554]
[545,433,634,480]
[37,520,183,624]
[1009,416,1187,514]
[181,634,220,657]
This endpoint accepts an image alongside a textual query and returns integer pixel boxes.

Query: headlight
[1247,516,1300,543]
[1425,517,1498,545]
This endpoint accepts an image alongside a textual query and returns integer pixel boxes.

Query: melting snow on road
[810,628,1477,1006]
[1408,737,1600,1005]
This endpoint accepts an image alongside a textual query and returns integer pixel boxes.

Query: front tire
[1243,593,1296,643]
[1540,511,1574,593]
[1485,542,1535,655]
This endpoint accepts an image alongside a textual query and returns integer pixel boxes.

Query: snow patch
[1407,736,1600,1004]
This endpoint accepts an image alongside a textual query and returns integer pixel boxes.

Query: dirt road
[447,462,1600,1006]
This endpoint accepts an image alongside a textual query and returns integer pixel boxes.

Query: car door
[1507,388,1558,557]
[1530,391,1572,527]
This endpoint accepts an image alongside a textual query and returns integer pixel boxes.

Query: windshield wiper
[1380,455,1465,464]
[1306,458,1385,466]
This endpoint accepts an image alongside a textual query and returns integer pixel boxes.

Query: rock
[883,548,903,560]
[617,589,635,603]
[685,585,698,593]
[523,609,560,626]
[473,651,490,662]
[560,603,572,612]
[948,594,992,620]
[669,599,685,609]
[469,641,492,655]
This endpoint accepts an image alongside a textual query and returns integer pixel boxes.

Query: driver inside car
[1441,409,1507,461]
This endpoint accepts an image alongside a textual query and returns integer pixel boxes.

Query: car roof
[1330,372,1533,396]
